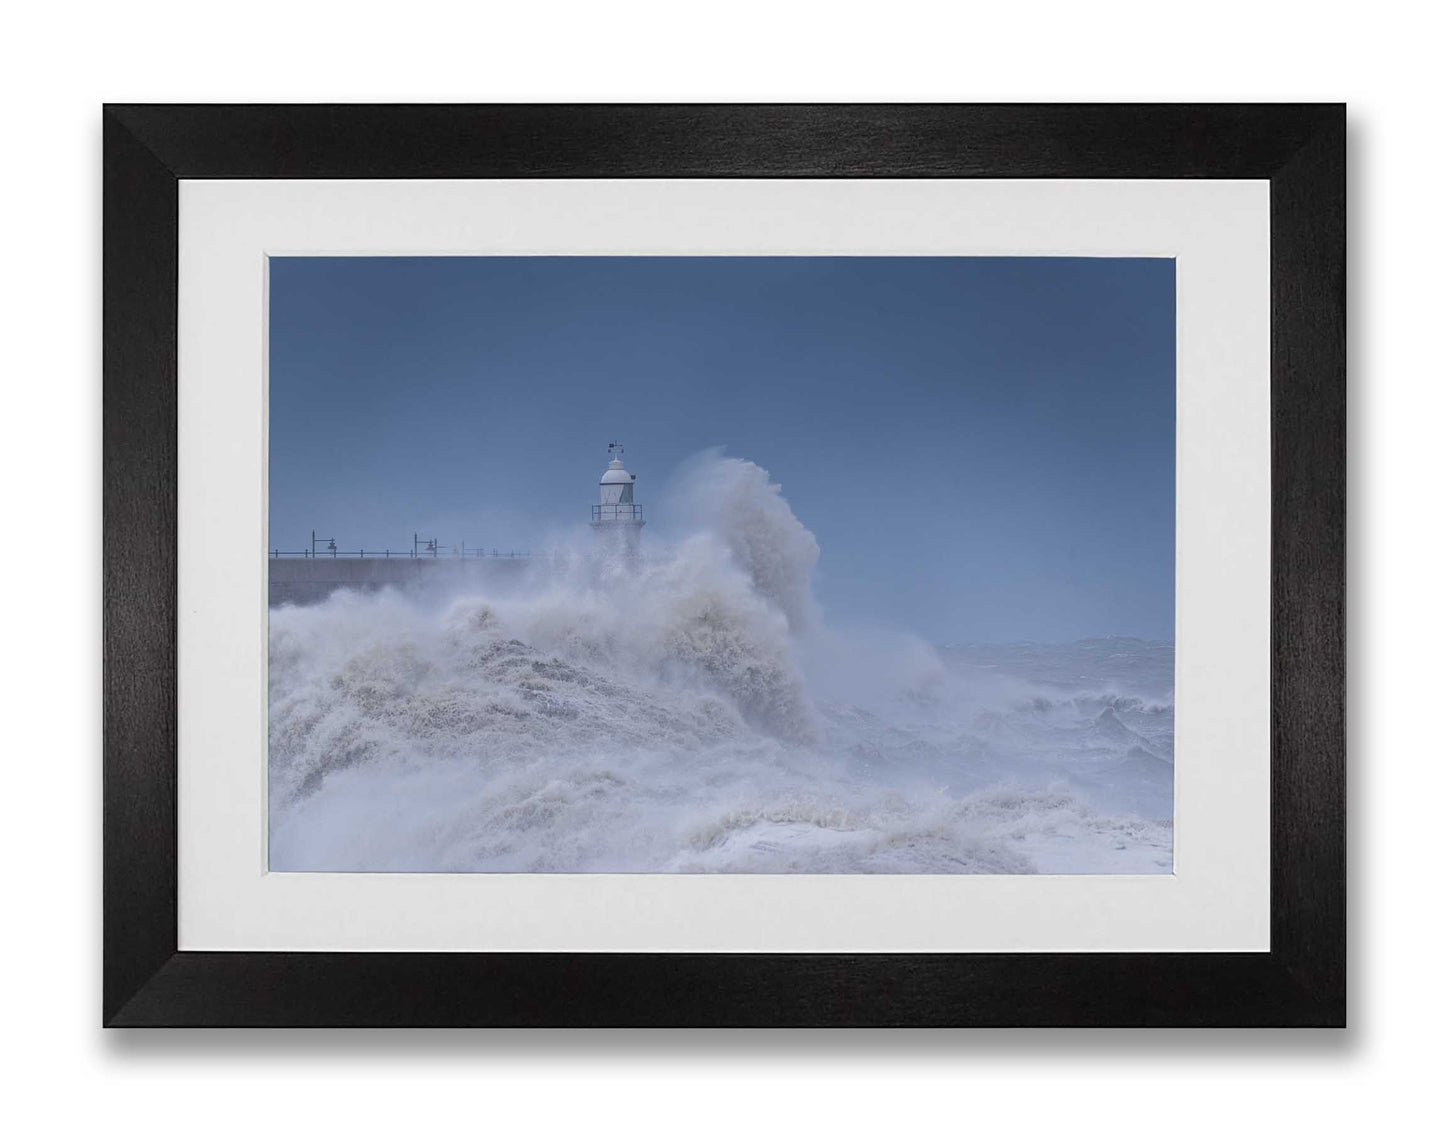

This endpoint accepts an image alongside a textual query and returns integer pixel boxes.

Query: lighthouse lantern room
[591,442,645,549]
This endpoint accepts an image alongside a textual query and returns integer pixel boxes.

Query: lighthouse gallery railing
[591,504,644,522]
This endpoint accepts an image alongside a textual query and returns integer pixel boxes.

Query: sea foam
[268,455,1173,873]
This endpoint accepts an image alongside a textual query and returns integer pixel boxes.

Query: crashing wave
[268,453,1173,874]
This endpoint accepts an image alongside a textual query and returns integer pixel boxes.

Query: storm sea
[268,456,1173,874]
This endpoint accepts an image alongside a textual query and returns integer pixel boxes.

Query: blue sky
[269,256,1174,643]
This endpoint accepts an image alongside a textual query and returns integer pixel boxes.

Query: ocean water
[268,457,1173,874]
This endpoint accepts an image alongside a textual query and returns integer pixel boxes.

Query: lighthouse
[590,442,645,551]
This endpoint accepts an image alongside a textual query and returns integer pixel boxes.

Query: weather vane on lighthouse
[591,442,645,551]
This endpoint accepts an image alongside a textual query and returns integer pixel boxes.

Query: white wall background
[0,2,1433,1124]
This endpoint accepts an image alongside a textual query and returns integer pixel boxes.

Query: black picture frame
[103,104,1344,1027]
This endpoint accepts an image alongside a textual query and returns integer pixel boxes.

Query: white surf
[269,455,1173,874]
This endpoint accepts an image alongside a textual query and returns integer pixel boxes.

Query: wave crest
[268,454,1173,874]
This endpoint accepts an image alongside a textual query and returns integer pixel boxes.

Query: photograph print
[267,255,1176,876]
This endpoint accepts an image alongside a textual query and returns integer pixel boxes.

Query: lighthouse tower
[590,442,645,551]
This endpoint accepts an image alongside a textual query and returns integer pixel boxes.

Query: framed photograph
[104,104,1344,1026]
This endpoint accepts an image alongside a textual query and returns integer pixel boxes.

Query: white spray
[269,454,1173,873]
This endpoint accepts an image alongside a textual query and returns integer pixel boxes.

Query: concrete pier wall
[268,556,536,608]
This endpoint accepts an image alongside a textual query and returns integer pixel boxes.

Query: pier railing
[269,547,544,559]
[271,530,545,559]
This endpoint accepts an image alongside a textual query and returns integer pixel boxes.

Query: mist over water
[268,455,1173,874]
